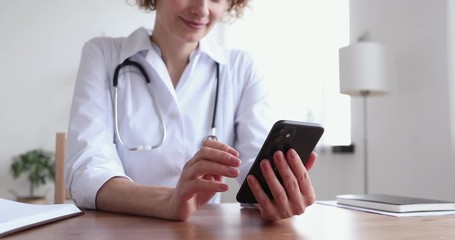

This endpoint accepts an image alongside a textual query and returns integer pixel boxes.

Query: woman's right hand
[168,140,241,220]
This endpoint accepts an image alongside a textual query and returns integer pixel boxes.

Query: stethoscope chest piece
[201,126,218,145]
[201,135,218,146]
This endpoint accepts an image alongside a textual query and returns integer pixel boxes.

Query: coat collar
[119,27,227,65]
[119,27,152,63]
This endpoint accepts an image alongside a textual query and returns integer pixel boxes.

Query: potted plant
[10,148,55,204]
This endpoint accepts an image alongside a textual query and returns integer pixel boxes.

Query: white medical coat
[65,27,273,209]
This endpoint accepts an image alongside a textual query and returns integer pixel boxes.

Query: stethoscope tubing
[113,58,219,150]
[113,59,167,150]
[205,62,220,142]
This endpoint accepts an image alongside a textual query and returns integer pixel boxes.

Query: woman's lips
[181,18,206,30]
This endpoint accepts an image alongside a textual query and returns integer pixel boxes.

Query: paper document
[336,194,455,213]
[0,198,83,237]
[318,201,455,217]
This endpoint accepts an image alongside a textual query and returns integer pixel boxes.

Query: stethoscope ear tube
[112,59,166,151]
[114,59,151,87]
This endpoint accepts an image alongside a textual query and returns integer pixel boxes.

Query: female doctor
[65,0,318,221]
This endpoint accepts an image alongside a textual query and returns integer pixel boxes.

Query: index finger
[201,139,239,157]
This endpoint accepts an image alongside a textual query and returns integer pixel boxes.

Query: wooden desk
[4,203,455,240]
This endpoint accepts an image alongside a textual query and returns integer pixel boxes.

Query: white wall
[349,0,455,200]
[0,0,152,202]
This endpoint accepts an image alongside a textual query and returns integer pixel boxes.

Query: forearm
[95,177,176,220]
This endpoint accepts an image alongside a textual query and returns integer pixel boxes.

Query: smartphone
[236,120,324,203]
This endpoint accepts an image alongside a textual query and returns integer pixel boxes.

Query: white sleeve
[233,52,274,184]
[65,39,130,209]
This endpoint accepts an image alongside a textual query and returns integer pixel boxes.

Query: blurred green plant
[10,149,55,197]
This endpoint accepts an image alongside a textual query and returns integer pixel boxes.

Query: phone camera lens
[274,136,284,144]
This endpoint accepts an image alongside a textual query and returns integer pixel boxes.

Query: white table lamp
[339,42,388,96]
[339,41,389,193]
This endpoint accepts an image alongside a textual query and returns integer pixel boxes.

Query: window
[220,0,351,145]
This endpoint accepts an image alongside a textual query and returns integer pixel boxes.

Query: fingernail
[228,147,240,157]
[274,151,284,162]
[289,149,297,159]
[230,156,241,166]
[228,167,239,175]
[219,184,228,191]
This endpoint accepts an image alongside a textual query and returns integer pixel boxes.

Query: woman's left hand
[246,149,317,221]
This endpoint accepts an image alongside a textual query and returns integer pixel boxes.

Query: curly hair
[134,0,249,18]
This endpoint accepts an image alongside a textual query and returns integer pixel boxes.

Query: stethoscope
[112,58,220,151]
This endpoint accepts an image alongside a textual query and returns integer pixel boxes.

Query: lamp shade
[339,42,388,96]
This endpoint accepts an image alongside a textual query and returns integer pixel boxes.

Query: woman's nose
[190,0,209,17]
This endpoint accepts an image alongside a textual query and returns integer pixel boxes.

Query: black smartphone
[236,120,324,203]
